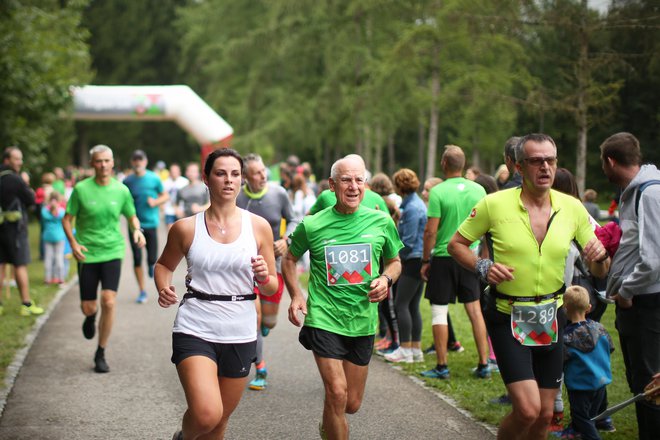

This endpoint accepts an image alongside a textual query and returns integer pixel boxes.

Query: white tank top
[172,209,257,343]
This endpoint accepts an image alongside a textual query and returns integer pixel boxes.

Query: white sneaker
[384,347,413,363]
[412,349,425,363]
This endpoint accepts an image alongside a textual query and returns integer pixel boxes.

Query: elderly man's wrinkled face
[329,158,366,214]
[245,160,268,192]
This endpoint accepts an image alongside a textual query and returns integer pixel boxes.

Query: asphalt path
[0,227,496,439]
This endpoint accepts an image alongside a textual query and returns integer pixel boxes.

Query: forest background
[1,0,658,200]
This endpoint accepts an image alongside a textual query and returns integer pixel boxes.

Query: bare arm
[148,190,169,208]
[62,213,86,262]
[252,215,278,296]
[282,250,307,326]
[420,216,439,281]
[448,231,515,284]
[368,255,402,303]
[155,218,192,307]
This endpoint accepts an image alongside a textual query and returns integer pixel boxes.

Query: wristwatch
[382,274,393,287]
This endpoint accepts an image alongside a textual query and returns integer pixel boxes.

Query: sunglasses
[523,156,557,167]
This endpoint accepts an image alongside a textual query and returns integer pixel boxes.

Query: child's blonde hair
[564,285,590,315]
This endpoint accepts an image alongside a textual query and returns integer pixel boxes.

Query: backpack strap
[635,180,660,216]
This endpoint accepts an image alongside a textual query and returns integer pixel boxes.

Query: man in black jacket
[0,146,43,316]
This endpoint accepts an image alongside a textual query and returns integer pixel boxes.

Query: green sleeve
[121,186,137,218]
[288,221,309,258]
[427,187,442,218]
[66,187,79,216]
[308,190,333,215]
[383,217,404,259]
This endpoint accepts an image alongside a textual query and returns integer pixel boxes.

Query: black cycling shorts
[425,256,481,305]
[171,332,257,378]
[129,227,158,268]
[78,259,122,301]
[484,303,566,389]
[299,326,375,366]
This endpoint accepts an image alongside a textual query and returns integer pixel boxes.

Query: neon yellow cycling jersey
[458,187,596,314]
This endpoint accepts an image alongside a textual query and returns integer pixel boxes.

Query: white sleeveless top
[172,209,257,343]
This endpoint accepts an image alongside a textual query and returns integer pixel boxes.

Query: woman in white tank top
[154,149,277,440]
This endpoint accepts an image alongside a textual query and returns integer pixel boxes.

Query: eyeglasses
[338,176,366,185]
[523,156,557,167]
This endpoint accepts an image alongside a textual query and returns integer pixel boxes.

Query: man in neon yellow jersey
[448,133,610,440]
[236,153,299,391]
[283,153,402,439]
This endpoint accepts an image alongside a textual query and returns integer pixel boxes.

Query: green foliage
[78,0,196,167]
[0,0,92,173]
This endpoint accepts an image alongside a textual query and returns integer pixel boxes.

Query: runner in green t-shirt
[63,145,145,374]
[448,134,610,440]
[282,154,402,440]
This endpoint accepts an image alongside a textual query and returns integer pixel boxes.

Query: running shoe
[448,341,465,353]
[549,411,564,432]
[136,291,148,304]
[374,338,391,350]
[261,325,270,337]
[420,366,450,379]
[94,352,110,373]
[489,394,512,405]
[172,430,183,440]
[487,358,500,373]
[249,368,268,390]
[376,344,398,357]
[412,349,425,363]
[384,347,413,363]
[83,314,96,340]
[423,344,436,355]
[552,426,581,439]
[20,303,44,316]
[473,365,492,379]
[595,417,616,433]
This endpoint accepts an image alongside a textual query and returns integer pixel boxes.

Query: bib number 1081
[326,248,369,265]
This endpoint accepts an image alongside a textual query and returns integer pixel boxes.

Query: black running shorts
[299,326,375,366]
[425,256,481,305]
[171,332,257,378]
[78,259,122,301]
[484,303,566,389]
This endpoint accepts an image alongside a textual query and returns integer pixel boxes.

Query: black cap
[131,149,147,161]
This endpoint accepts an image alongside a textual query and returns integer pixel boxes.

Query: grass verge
[0,221,70,389]
[384,300,636,438]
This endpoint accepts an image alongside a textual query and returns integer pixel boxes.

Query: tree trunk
[374,124,383,173]
[575,0,589,197]
[387,133,395,176]
[418,119,426,180]
[425,54,440,181]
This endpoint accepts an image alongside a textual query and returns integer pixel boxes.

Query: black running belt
[493,285,566,304]
[182,288,256,303]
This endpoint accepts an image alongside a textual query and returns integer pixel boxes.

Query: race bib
[511,301,558,346]
[325,243,372,286]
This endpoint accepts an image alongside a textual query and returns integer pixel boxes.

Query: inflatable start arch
[72,85,233,158]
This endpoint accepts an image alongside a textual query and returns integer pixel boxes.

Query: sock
[22,301,32,307]
[436,364,447,370]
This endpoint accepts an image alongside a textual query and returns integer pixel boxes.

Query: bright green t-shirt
[288,205,403,336]
[308,189,388,215]
[66,177,137,263]
[457,188,596,314]
[427,177,485,257]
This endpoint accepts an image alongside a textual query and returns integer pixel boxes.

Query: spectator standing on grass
[555,285,614,440]
[0,146,43,317]
[421,145,490,380]
[599,132,660,440]
[41,191,66,285]
[383,168,427,364]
